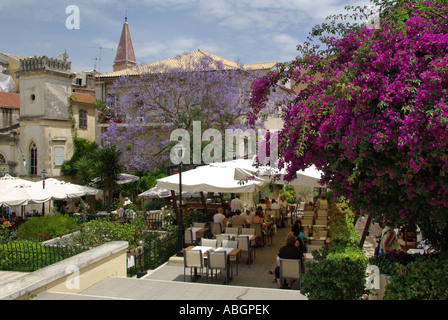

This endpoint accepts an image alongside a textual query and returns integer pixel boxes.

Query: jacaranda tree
[100,52,285,171]
[248,0,448,250]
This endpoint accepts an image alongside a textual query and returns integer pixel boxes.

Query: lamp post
[41,169,47,215]
[174,144,186,257]
[176,160,185,257]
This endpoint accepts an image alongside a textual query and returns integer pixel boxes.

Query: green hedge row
[16,214,79,242]
[369,250,448,300]
[300,193,369,300]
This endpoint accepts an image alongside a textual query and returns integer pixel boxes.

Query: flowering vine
[248,0,448,250]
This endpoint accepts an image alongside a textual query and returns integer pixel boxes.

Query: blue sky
[1,0,370,74]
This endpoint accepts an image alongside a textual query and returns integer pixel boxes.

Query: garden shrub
[368,250,416,277]
[17,214,79,242]
[0,219,17,243]
[301,195,368,300]
[142,225,178,268]
[279,185,296,204]
[0,240,86,272]
[383,252,448,300]
[368,251,448,300]
[144,198,166,211]
[72,215,147,249]
[301,245,368,300]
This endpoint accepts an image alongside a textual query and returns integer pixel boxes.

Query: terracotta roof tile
[98,49,277,78]
[0,92,20,109]
[72,93,95,104]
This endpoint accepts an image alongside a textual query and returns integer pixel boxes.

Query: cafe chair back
[183,249,204,282]
[279,258,302,288]
[207,250,228,284]
[201,238,218,247]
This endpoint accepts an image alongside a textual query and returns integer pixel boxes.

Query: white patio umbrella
[229,158,325,188]
[92,173,139,187]
[0,184,60,206]
[117,173,140,185]
[33,178,104,198]
[138,186,202,199]
[157,164,264,194]
[0,174,35,192]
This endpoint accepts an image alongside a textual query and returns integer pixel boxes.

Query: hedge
[300,193,368,300]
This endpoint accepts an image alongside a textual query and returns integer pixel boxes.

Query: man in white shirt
[270,200,281,227]
[243,209,255,224]
[230,194,244,213]
[278,195,288,214]
[270,200,280,210]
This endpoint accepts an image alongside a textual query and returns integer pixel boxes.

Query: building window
[54,146,64,166]
[107,94,119,109]
[2,109,12,128]
[79,110,88,129]
[0,154,6,174]
[30,143,37,175]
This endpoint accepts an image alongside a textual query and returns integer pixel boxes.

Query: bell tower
[16,56,74,177]
[113,17,137,72]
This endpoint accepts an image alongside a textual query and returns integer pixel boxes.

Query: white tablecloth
[407,248,425,254]
[189,227,203,241]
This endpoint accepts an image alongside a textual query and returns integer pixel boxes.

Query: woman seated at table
[271,234,304,289]
[213,207,228,229]
[291,220,309,244]
[251,209,267,247]
[251,209,264,224]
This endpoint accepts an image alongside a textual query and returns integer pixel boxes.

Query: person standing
[278,195,288,215]
[381,223,401,254]
[230,194,244,213]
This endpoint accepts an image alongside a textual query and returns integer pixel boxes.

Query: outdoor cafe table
[185,245,241,283]
[309,236,330,245]
[186,227,209,241]
[219,233,257,242]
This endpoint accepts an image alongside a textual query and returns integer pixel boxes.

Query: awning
[0,184,61,206]
[156,164,264,194]
[35,178,103,197]
[228,158,325,188]
[138,186,202,199]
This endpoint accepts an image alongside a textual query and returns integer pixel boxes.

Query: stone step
[0,271,28,287]
[33,276,307,300]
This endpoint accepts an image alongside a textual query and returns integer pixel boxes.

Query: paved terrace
[29,215,378,300]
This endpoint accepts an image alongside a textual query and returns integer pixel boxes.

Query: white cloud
[134,0,364,32]
[270,33,302,62]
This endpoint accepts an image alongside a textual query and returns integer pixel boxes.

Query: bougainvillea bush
[248,0,448,250]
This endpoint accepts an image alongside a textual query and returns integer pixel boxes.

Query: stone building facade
[0,56,97,179]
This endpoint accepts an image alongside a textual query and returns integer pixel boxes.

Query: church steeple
[113,17,137,72]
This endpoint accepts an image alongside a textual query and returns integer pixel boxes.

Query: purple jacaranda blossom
[100,53,289,171]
